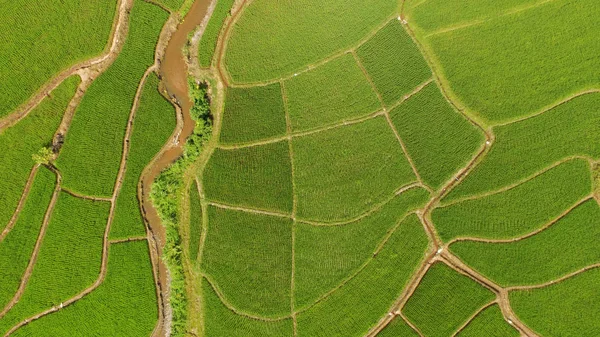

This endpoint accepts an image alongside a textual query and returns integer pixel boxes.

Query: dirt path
[0,165,40,242]
[0,0,132,133]
[0,167,61,320]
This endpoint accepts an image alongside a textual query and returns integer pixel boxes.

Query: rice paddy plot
[0,192,110,335]
[11,241,158,337]
[434,159,592,240]
[296,215,429,337]
[0,0,116,117]
[154,0,185,11]
[390,82,484,190]
[201,206,293,317]
[456,305,519,337]
[293,116,416,222]
[294,187,429,310]
[356,20,431,106]
[110,73,177,239]
[56,1,168,197]
[451,200,600,287]
[284,53,381,131]
[0,167,56,312]
[198,0,235,67]
[510,267,600,336]
[201,278,293,336]
[223,0,397,83]
[402,263,495,337]
[0,76,79,233]
[445,92,600,202]
[376,316,419,337]
[219,83,287,145]
[188,180,202,262]
[203,141,293,213]
[422,0,600,124]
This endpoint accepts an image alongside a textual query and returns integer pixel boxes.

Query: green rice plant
[0,1,116,117]
[154,0,185,11]
[201,206,293,317]
[293,116,416,222]
[224,0,396,83]
[445,93,600,202]
[11,241,157,337]
[110,73,176,239]
[198,0,235,67]
[422,0,600,124]
[377,317,419,337]
[294,187,429,309]
[203,142,293,213]
[0,192,110,334]
[0,167,55,312]
[356,20,431,106]
[456,305,519,337]
[56,1,168,197]
[403,263,495,337]
[405,0,546,33]
[451,200,600,287]
[510,268,600,336]
[434,159,592,240]
[284,53,381,131]
[0,76,79,232]
[201,278,293,336]
[188,180,202,261]
[296,215,429,337]
[390,83,484,189]
[219,83,287,144]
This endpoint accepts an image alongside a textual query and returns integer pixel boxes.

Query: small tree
[32,147,53,165]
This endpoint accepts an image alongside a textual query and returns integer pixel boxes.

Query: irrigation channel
[141,0,212,334]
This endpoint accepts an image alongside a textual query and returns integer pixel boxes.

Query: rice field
[56,0,168,197]
[11,241,158,337]
[187,180,202,262]
[292,116,416,222]
[377,317,420,337]
[433,159,592,240]
[110,73,176,239]
[223,0,397,83]
[0,0,116,118]
[390,82,484,189]
[203,142,293,213]
[284,53,381,131]
[402,263,495,337]
[456,305,519,337]
[198,0,235,67]
[219,83,287,144]
[201,206,293,317]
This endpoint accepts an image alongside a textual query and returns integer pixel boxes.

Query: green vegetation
[198,0,235,67]
[293,117,416,221]
[451,200,600,286]
[390,83,484,189]
[284,53,381,131]
[202,206,292,317]
[110,73,176,239]
[403,263,495,337]
[12,241,157,337]
[457,305,519,337]
[219,83,287,144]
[0,167,55,311]
[201,278,293,336]
[203,142,293,213]
[0,192,110,334]
[356,20,431,106]
[224,0,397,82]
[510,268,600,336]
[445,93,600,202]
[188,180,202,261]
[434,159,592,240]
[418,0,600,124]
[377,317,419,337]
[294,187,429,309]
[0,76,79,232]
[56,1,168,197]
[0,1,116,117]
[32,147,54,165]
[154,0,185,11]
[296,215,428,337]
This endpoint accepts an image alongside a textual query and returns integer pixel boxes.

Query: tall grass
[188,180,202,262]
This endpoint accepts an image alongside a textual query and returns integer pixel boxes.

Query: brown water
[141,1,213,335]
